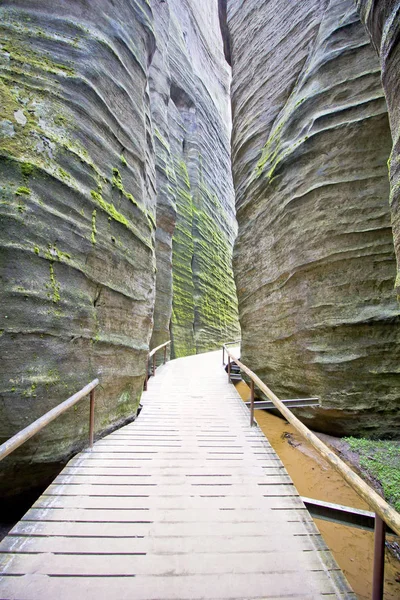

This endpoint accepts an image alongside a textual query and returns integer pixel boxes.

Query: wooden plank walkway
[0,350,355,599]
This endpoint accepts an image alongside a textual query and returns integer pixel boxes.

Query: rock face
[224,0,400,437]
[150,0,240,359]
[0,0,239,500]
[0,0,157,499]
[355,1,400,294]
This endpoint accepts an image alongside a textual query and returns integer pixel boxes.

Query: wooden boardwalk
[0,351,355,599]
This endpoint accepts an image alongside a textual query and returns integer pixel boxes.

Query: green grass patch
[345,437,400,511]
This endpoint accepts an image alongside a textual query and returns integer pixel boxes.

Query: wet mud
[235,381,400,600]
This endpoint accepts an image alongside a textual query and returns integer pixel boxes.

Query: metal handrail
[223,342,399,600]
[0,378,99,462]
[222,339,241,366]
[144,340,171,391]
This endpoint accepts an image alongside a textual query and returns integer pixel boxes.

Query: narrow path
[0,351,355,599]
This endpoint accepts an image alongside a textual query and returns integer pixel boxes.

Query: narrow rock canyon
[1,0,399,504]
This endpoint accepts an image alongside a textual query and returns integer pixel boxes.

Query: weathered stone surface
[149,0,177,358]
[356,1,400,294]
[0,1,157,497]
[150,0,240,359]
[225,0,400,437]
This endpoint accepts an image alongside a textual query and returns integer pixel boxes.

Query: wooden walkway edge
[0,350,356,599]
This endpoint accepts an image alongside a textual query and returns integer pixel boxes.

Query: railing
[222,339,240,367]
[223,342,400,600]
[144,340,171,391]
[0,379,99,462]
[1,340,171,460]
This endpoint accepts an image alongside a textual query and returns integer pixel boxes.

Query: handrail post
[227,355,231,382]
[222,346,225,365]
[372,514,386,600]
[164,345,167,364]
[144,356,149,391]
[89,389,95,449]
[250,380,255,427]
[153,354,156,377]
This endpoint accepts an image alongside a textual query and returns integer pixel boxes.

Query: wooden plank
[0,532,328,554]
[53,474,292,485]
[9,518,316,539]
[29,494,306,510]
[42,483,298,497]
[0,549,339,576]
[14,506,313,525]
[0,572,352,600]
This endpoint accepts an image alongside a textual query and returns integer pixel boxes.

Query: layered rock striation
[0,0,157,498]
[0,0,239,500]
[224,0,400,437]
[356,1,400,293]
[150,0,240,358]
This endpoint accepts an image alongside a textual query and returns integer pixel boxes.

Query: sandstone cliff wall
[356,1,400,293]
[0,0,157,497]
[224,0,400,437]
[150,0,240,359]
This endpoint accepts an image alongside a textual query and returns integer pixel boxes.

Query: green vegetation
[21,162,35,178]
[1,38,75,76]
[22,382,37,398]
[15,186,30,196]
[16,200,26,213]
[90,189,152,250]
[154,127,170,152]
[91,209,97,245]
[91,189,130,228]
[345,437,400,511]
[120,154,127,166]
[171,158,196,357]
[47,262,61,303]
[170,155,240,356]
[54,114,68,127]
[111,167,138,206]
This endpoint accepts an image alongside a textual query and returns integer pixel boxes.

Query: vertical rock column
[356,1,400,293]
[0,0,157,498]
[224,0,400,437]
[149,0,177,359]
[150,0,240,359]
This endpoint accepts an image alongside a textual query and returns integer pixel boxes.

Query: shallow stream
[235,381,400,600]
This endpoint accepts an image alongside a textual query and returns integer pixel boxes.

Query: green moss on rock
[15,186,30,196]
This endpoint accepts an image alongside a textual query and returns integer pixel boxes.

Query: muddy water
[235,381,400,600]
